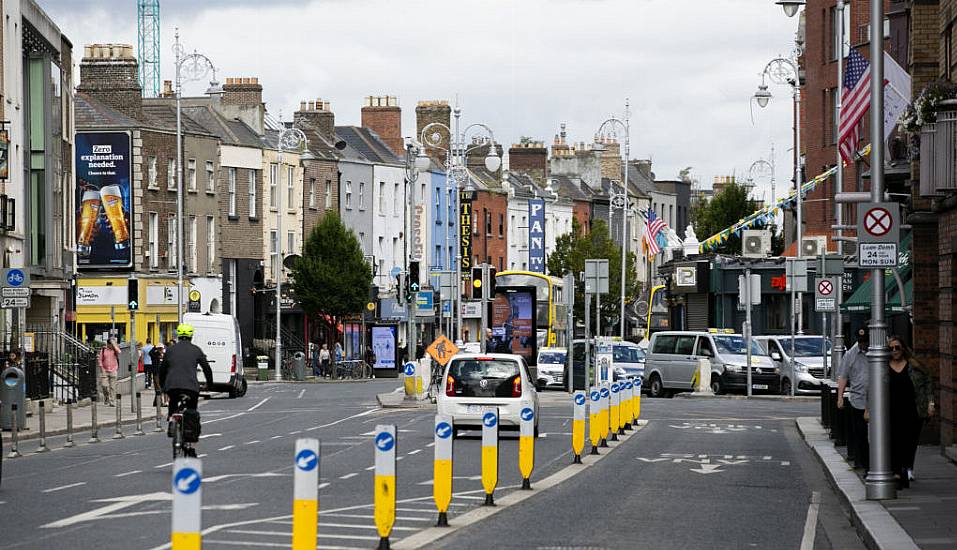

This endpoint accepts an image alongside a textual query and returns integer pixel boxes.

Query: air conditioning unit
[801,236,828,257]
[742,230,771,258]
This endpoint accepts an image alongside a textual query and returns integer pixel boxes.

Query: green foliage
[290,212,373,319]
[691,180,763,255]
[547,218,639,334]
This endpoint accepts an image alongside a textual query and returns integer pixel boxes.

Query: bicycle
[427,362,446,403]
[333,360,373,380]
[168,395,197,459]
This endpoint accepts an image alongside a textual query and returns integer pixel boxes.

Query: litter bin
[292,352,306,381]
[257,356,269,382]
[1,366,26,430]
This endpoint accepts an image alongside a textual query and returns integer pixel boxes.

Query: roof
[141,103,214,135]
[180,104,262,148]
[550,175,591,202]
[75,92,139,130]
[335,126,402,165]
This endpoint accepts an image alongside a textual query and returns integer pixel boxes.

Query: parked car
[755,335,830,395]
[183,312,247,398]
[568,338,645,391]
[436,353,540,437]
[644,330,779,397]
[536,347,567,389]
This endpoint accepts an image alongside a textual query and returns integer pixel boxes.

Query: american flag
[838,49,870,164]
[644,209,666,257]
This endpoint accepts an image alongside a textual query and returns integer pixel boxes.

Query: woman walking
[886,335,935,488]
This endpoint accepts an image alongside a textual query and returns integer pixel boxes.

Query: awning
[842,234,912,313]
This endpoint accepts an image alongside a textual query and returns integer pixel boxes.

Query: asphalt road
[0,380,587,549]
[430,396,866,550]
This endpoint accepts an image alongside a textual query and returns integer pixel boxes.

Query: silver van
[755,335,830,395]
[644,331,779,397]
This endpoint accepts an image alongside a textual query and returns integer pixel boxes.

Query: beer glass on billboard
[99,184,130,250]
[76,189,101,257]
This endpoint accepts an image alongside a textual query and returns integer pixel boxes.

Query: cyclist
[158,323,213,455]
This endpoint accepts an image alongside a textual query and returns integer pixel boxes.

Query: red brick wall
[471,190,509,273]
[939,208,957,445]
[573,200,591,234]
[361,105,403,157]
[302,158,339,239]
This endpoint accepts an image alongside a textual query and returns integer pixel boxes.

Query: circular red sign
[863,207,893,237]
[818,280,833,296]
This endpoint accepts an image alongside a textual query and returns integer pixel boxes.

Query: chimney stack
[294,98,336,145]
[416,100,451,164]
[77,44,143,120]
[508,141,548,186]
[361,96,403,156]
[218,77,265,134]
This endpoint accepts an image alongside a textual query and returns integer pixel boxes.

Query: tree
[691,179,783,255]
[290,212,373,320]
[547,218,639,335]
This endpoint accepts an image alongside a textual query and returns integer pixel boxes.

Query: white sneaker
[907,468,915,481]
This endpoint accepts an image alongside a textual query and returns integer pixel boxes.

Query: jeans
[848,404,870,470]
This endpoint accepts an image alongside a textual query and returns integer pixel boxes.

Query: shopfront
[75,277,185,345]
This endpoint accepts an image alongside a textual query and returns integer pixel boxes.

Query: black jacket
[158,340,213,393]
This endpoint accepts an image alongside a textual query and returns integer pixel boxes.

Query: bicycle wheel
[172,421,184,460]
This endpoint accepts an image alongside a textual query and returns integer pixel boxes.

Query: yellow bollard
[620,379,632,432]
[292,438,320,549]
[609,382,620,442]
[588,387,601,455]
[634,378,642,420]
[433,415,453,526]
[481,408,499,505]
[171,458,202,550]
[374,425,397,549]
[403,363,416,397]
[599,384,610,447]
[572,391,586,463]
[519,406,535,489]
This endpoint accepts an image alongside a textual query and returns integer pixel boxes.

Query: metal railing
[20,327,97,403]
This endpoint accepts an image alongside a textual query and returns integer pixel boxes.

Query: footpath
[798,417,957,550]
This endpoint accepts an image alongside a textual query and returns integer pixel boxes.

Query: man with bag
[158,324,213,453]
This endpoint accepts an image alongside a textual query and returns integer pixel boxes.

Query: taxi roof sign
[426,335,460,367]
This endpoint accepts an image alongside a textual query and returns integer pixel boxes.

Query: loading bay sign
[857,202,900,268]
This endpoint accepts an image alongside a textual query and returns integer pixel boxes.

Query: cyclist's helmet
[176,323,194,338]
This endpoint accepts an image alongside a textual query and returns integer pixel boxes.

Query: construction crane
[137,0,160,97]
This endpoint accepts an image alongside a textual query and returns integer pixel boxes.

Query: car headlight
[794,363,808,373]
[774,366,780,374]
[724,364,741,373]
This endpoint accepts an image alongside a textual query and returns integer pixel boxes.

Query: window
[148,212,159,268]
[324,180,332,208]
[167,213,177,269]
[359,182,365,210]
[287,166,295,210]
[187,159,197,191]
[498,257,503,271]
[270,230,278,279]
[435,245,442,266]
[309,178,317,208]
[393,237,399,267]
[485,209,492,236]
[498,213,504,237]
[248,169,257,218]
[168,158,176,190]
[269,163,279,208]
[147,156,157,189]
[206,216,215,272]
[205,161,215,193]
[345,181,353,209]
[226,259,237,315]
[393,183,400,217]
[651,335,677,354]
[379,182,386,214]
[188,215,197,272]
[827,88,839,145]
[227,167,237,217]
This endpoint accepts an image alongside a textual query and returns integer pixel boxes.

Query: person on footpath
[150,343,166,406]
[97,338,122,406]
[142,339,155,389]
[883,335,935,488]
[319,344,331,378]
[837,327,869,471]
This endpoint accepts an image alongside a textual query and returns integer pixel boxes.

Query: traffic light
[127,279,139,310]
[471,265,497,300]
[408,261,420,303]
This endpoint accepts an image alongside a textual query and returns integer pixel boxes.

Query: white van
[183,312,247,398]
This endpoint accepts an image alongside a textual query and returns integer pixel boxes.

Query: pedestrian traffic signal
[408,261,420,303]
[128,279,139,310]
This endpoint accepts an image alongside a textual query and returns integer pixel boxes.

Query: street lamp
[776,0,806,18]
[273,126,308,381]
[596,100,632,339]
[402,140,426,365]
[420,106,501,343]
[173,30,217,323]
[748,156,775,205]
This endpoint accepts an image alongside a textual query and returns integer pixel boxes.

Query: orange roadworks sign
[427,335,459,367]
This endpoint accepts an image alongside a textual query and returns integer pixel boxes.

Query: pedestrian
[365,346,376,369]
[837,327,869,471]
[319,344,331,378]
[97,338,121,406]
[149,343,165,401]
[884,336,935,488]
[142,339,155,389]
[334,341,343,364]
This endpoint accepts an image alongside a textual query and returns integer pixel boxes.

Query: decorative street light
[420,106,501,342]
[776,0,806,18]
[596,99,632,339]
[173,30,217,323]
[273,126,308,381]
[748,155,775,205]
[402,140,426,364]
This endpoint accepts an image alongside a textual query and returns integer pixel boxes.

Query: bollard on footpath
[292,438,320,550]
[113,394,125,439]
[154,391,164,432]
[588,387,601,455]
[374,425,397,550]
[171,458,203,549]
[64,402,75,448]
[7,404,21,458]
[519,406,535,489]
[572,391,586,463]
[433,415,453,526]
[634,378,642,420]
[481,408,499,505]
[134,392,146,436]
[599,384,610,447]
[89,396,101,443]
[36,401,50,453]
[609,382,620,442]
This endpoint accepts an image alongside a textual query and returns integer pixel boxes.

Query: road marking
[115,470,141,478]
[800,492,821,550]
[305,407,380,432]
[198,454,208,458]
[270,435,283,440]
[689,464,724,475]
[199,433,223,440]
[154,462,173,469]
[42,492,171,528]
[288,430,302,435]
[315,513,433,522]
[205,473,287,483]
[204,412,245,424]
[407,449,422,455]
[365,466,375,471]
[426,442,435,447]
[297,389,305,399]
[245,440,261,445]
[218,445,235,451]
[339,473,359,480]
[247,397,269,412]
[320,522,418,532]
[319,482,331,490]
[43,482,87,493]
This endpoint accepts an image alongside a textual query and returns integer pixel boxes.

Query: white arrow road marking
[718,459,749,465]
[636,457,670,463]
[669,424,693,429]
[690,464,724,474]
[41,492,171,528]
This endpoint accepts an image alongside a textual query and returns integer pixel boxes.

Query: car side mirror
[771,352,782,361]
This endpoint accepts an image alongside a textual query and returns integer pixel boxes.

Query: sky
[38,0,801,204]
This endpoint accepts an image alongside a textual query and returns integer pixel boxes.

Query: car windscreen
[613,346,643,363]
[447,359,521,398]
[538,352,566,365]
[780,338,831,357]
[713,335,765,356]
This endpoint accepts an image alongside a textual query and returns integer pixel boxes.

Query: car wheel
[648,374,666,398]
[711,378,723,395]
[781,378,792,396]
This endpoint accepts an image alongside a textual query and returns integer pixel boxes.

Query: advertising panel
[459,191,474,273]
[0,129,9,180]
[371,325,397,370]
[75,132,133,269]
[528,198,545,273]
[488,287,537,363]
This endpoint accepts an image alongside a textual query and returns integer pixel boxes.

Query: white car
[436,353,540,437]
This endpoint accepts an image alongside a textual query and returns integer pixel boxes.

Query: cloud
[39,0,799,199]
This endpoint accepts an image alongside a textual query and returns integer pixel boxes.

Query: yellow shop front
[75,277,186,346]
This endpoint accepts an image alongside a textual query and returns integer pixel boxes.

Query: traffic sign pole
[433,415,453,526]
[171,458,202,550]
[292,438,320,550]
[519,406,535,489]
[481,408,499,505]
[374,425,397,549]
[572,391,586,462]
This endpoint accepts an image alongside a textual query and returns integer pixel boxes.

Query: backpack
[182,409,202,443]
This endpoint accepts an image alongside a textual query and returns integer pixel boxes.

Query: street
[0,381,865,549]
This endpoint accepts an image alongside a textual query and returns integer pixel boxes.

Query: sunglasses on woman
[890,345,902,351]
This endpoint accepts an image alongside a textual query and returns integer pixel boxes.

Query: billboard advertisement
[371,325,397,370]
[459,190,474,273]
[488,287,537,364]
[528,198,545,273]
[75,132,133,269]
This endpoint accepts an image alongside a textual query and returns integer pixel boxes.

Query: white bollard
[695,358,714,394]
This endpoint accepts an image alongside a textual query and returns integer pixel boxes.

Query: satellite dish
[283,254,302,270]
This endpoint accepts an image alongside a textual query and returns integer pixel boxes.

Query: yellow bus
[495,271,568,349]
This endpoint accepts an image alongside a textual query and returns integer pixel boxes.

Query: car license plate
[467,405,487,414]
[752,384,768,390]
